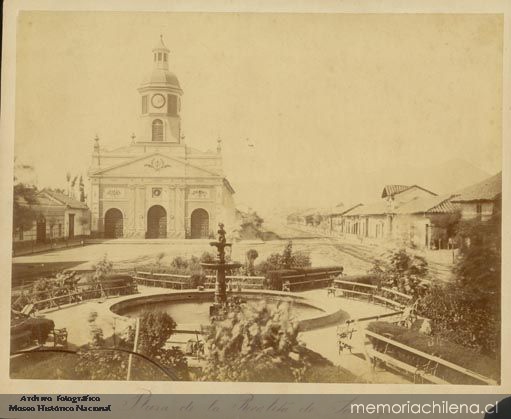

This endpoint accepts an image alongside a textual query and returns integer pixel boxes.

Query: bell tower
[137,36,183,144]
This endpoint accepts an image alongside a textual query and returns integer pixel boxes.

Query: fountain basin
[110,290,350,332]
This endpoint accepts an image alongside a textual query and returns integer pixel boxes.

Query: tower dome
[139,35,182,93]
[137,36,184,143]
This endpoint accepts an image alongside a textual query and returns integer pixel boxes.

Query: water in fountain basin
[116,297,324,325]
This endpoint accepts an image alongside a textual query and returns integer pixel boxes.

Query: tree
[79,175,86,202]
[245,249,259,276]
[13,161,38,236]
[13,183,38,235]
[236,209,265,239]
[418,209,501,357]
[66,172,71,196]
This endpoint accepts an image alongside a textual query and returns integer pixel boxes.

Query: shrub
[255,241,311,276]
[264,269,297,290]
[245,249,259,276]
[75,310,188,380]
[369,248,428,298]
[201,300,306,382]
[91,254,113,283]
[189,273,206,289]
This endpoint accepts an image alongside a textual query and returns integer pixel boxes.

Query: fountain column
[200,223,241,313]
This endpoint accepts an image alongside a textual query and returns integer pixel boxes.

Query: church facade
[88,37,236,239]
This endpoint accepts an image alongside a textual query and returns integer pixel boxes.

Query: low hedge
[339,274,380,286]
[366,321,499,384]
[265,266,343,291]
[264,270,297,290]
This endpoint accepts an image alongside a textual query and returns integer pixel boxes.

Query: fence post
[126,318,140,381]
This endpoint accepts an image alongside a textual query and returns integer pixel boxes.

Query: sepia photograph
[2,6,507,390]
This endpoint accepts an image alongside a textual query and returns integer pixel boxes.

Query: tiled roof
[451,172,502,202]
[394,195,459,215]
[329,203,364,216]
[381,184,437,199]
[428,199,460,214]
[344,201,388,216]
[381,185,409,198]
[39,190,89,210]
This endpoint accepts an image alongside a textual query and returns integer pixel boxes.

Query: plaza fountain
[199,223,242,316]
[110,222,348,330]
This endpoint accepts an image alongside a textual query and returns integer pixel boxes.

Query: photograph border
[1,0,510,395]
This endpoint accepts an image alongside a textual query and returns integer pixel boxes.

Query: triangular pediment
[90,153,220,178]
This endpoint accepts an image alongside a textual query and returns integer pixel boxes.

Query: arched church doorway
[104,208,123,238]
[147,205,167,238]
[190,208,209,239]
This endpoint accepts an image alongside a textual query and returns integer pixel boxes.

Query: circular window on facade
[152,188,162,198]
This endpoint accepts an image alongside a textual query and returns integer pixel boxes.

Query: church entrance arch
[190,208,209,239]
[147,205,167,238]
[104,208,124,238]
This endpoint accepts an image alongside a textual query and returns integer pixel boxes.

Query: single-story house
[14,189,91,243]
[451,172,501,221]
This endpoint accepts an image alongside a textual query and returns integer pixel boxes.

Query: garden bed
[366,321,499,384]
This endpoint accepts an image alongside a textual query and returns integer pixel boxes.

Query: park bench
[366,347,448,384]
[365,329,497,385]
[372,295,404,309]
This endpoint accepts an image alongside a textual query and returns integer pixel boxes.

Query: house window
[164,53,167,62]
[158,52,162,61]
[142,95,148,114]
[476,203,482,214]
[58,224,62,237]
[167,95,177,116]
[18,228,23,240]
[152,119,163,141]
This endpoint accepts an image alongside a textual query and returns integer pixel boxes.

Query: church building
[88,37,236,239]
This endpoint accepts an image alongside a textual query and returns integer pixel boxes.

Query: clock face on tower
[151,93,166,109]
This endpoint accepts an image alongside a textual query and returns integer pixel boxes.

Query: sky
[14,12,503,213]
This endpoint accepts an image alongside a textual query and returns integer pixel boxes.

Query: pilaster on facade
[174,186,186,238]
[167,186,176,235]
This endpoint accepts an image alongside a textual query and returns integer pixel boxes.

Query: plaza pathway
[39,286,409,383]
[12,236,372,287]
[297,290,411,384]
